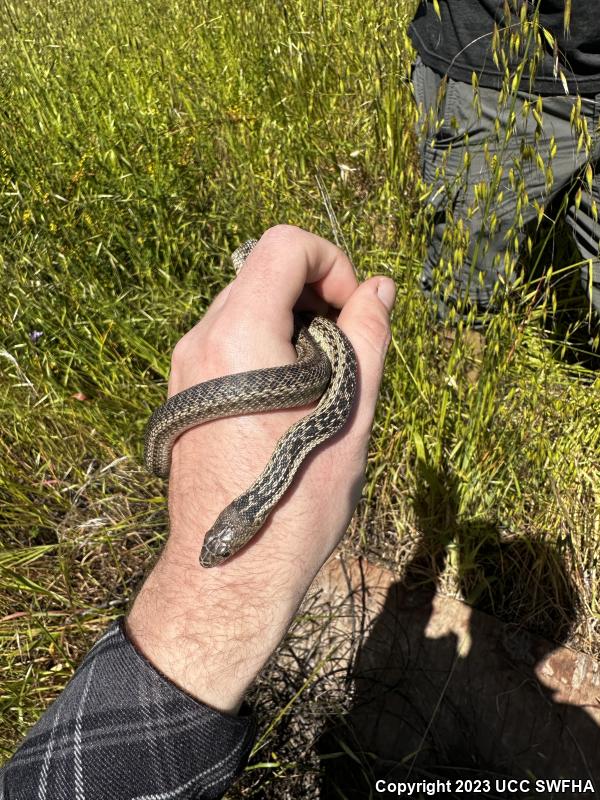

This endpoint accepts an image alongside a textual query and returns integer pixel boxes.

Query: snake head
[199,506,253,568]
[199,535,234,568]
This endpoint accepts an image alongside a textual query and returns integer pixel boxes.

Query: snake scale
[144,239,357,567]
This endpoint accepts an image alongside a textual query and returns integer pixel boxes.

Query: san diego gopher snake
[144,239,357,567]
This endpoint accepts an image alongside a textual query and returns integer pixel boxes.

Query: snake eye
[216,543,231,559]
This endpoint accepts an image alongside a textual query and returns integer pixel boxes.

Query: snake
[144,239,357,568]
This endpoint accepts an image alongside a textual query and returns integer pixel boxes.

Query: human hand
[127,225,395,712]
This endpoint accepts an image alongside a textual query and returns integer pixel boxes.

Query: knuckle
[260,223,301,247]
[170,335,192,368]
[170,321,238,385]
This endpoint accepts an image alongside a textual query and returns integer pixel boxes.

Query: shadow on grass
[317,462,600,798]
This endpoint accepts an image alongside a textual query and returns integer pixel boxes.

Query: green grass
[0,0,599,795]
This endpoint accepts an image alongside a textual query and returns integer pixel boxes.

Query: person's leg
[412,61,599,326]
[565,132,600,320]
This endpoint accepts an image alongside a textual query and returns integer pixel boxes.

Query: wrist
[126,536,311,713]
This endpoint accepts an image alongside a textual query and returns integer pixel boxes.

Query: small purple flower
[29,330,43,343]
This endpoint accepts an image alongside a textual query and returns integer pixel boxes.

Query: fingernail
[377,278,396,313]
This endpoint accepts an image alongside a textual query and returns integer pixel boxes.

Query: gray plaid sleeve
[0,619,256,800]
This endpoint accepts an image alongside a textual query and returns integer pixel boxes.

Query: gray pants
[412,57,600,322]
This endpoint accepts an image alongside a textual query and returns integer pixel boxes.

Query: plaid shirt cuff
[0,618,256,800]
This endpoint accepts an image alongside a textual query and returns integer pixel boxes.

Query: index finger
[226,226,359,321]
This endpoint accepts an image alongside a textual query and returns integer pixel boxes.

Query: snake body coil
[144,239,357,567]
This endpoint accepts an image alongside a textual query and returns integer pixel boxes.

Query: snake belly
[143,240,357,567]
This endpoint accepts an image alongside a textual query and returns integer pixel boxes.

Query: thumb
[336,276,395,436]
